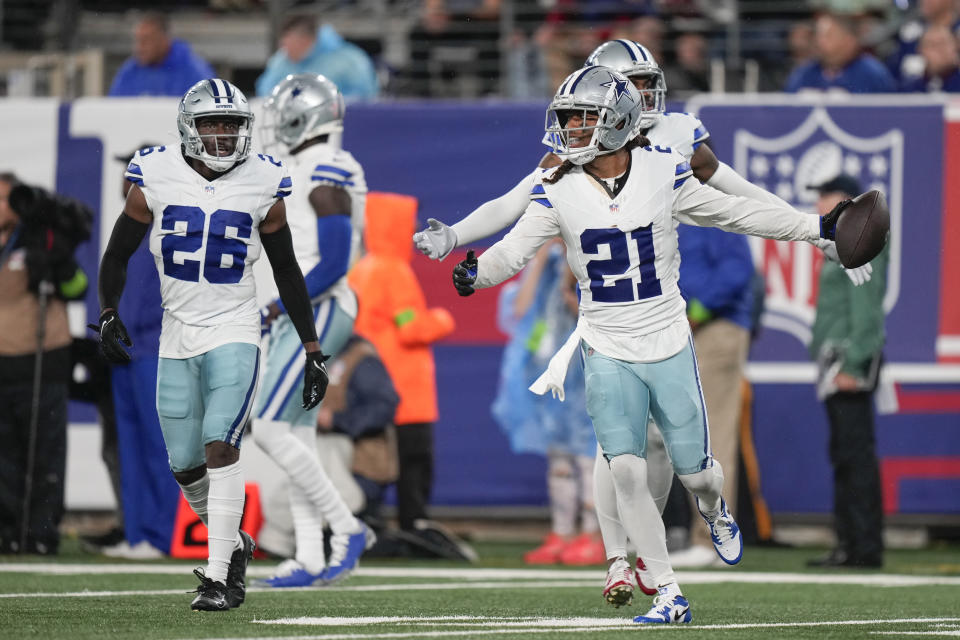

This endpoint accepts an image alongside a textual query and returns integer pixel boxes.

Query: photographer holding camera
[0,172,91,555]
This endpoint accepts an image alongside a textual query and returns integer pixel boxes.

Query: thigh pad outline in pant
[157,356,206,472]
[642,340,710,475]
[582,345,649,458]
[200,342,261,449]
[254,297,356,427]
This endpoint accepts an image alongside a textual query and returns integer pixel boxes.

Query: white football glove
[814,238,873,286]
[413,218,457,261]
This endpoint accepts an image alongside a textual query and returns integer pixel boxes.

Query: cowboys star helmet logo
[600,72,632,103]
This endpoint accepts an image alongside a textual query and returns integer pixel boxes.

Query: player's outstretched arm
[673,170,822,244]
[93,184,152,363]
[414,170,538,260]
[260,199,329,409]
[702,156,872,285]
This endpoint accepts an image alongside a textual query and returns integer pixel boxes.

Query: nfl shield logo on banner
[733,107,902,346]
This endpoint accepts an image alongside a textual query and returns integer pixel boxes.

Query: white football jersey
[476,145,820,363]
[271,144,367,315]
[129,147,291,358]
[646,112,709,161]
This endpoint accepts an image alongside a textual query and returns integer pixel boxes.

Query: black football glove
[87,309,132,364]
[302,350,331,410]
[819,198,852,240]
[452,250,478,297]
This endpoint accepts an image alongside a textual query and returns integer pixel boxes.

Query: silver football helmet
[177,78,253,172]
[545,66,643,166]
[262,73,344,152]
[585,40,666,130]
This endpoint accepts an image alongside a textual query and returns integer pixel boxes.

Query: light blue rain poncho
[491,245,597,458]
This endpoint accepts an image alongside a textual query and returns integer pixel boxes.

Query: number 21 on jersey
[580,225,662,303]
[160,205,253,284]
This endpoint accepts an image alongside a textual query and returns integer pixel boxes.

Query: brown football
[835,190,889,269]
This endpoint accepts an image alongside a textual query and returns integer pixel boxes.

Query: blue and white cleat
[697,497,743,565]
[320,522,376,584]
[633,590,692,624]
[258,559,325,588]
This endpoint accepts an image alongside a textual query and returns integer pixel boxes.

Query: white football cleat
[633,589,692,624]
[697,497,743,565]
[603,557,634,608]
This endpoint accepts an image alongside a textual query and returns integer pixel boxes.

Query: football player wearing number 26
[451,66,852,624]
[92,79,329,612]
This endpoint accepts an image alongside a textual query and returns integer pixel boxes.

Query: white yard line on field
[2,563,959,587]
[179,618,960,640]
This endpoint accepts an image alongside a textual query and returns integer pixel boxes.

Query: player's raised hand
[302,350,331,410]
[413,218,457,261]
[89,308,132,364]
[452,250,478,297]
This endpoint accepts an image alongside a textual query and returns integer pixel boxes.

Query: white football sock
[547,453,577,537]
[177,471,243,550]
[677,459,724,518]
[593,450,626,560]
[575,454,599,534]
[608,454,675,588]
[178,473,209,525]
[205,462,245,584]
[254,418,357,535]
[645,421,675,515]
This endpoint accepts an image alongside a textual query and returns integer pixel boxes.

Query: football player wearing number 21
[450,65,854,624]
[92,79,329,612]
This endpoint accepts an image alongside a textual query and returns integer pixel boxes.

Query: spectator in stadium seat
[899,24,960,92]
[887,0,960,86]
[785,12,896,93]
[108,12,215,97]
[255,15,378,99]
[663,32,711,96]
[806,174,887,569]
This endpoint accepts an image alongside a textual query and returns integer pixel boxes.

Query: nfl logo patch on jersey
[204,185,215,196]
[610,203,620,213]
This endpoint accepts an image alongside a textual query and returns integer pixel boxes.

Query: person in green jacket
[807,174,888,569]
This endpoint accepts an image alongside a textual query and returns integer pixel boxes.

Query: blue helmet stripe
[636,44,650,61]
[568,66,595,94]
[208,78,220,97]
[615,40,638,61]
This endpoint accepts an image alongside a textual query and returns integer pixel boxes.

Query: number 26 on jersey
[160,205,253,284]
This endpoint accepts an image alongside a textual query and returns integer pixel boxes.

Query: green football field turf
[2,541,959,639]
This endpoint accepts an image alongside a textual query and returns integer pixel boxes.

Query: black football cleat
[190,568,230,611]
[225,530,256,608]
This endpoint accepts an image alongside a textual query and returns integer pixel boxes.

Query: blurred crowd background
[1,0,959,100]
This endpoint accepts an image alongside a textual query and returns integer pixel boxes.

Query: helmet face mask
[178,79,253,173]
[262,73,344,152]
[584,40,667,131]
[545,67,643,166]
